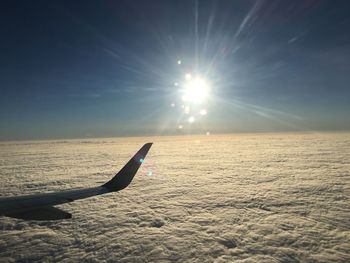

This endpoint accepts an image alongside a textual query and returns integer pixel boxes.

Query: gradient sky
[1,0,350,140]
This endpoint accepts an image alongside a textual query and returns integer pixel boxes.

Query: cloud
[0,133,349,262]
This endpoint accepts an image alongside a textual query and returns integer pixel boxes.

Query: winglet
[102,143,152,192]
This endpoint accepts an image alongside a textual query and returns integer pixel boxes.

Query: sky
[1,0,350,140]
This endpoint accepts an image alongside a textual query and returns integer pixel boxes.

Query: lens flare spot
[206,131,210,136]
[139,158,144,163]
[178,125,183,129]
[147,170,153,176]
[170,103,175,107]
[188,116,195,123]
[200,109,207,115]
[185,73,192,80]
[177,60,182,65]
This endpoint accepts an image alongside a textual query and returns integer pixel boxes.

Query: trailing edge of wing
[102,142,153,192]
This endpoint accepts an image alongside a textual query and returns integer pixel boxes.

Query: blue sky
[1,0,350,140]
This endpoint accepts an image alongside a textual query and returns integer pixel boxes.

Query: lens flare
[200,109,207,115]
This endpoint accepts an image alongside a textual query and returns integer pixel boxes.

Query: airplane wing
[0,143,152,220]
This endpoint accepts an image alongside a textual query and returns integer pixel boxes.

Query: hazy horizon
[2,129,350,142]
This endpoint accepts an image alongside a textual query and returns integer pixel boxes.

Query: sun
[181,76,210,104]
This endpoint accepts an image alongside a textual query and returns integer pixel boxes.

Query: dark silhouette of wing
[0,143,152,220]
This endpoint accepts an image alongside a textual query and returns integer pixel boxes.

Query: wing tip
[102,142,153,192]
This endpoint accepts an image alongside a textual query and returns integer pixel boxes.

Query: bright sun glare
[172,60,211,134]
[182,76,209,104]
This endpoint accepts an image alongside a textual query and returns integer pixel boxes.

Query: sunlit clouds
[1,134,349,261]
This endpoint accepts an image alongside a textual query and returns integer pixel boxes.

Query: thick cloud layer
[0,133,349,262]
